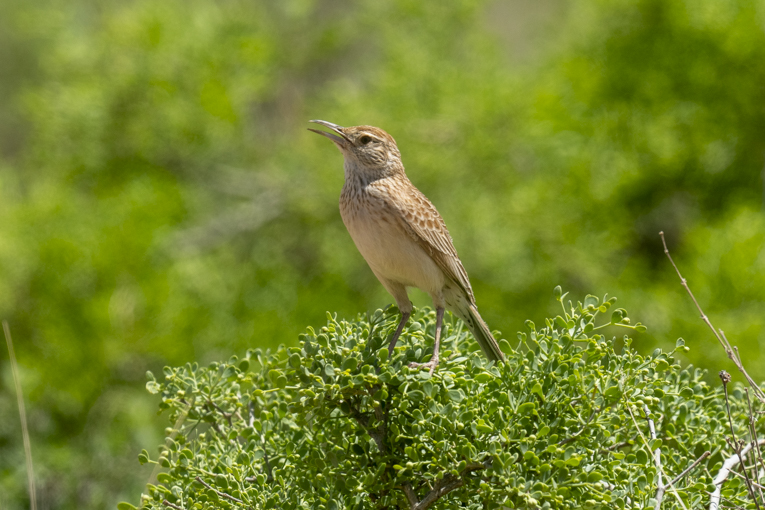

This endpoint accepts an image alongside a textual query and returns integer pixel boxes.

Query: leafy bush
[130,292,758,509]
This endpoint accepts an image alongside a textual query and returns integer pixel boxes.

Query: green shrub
[130,292,757,509]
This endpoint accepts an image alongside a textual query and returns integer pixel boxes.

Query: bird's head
[309,120,402,178]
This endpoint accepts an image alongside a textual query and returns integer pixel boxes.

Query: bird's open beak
[308,120,351,147]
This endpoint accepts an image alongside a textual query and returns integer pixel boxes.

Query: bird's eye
[359,135,372,145]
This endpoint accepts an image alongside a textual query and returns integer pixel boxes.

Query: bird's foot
[409,356,439,375]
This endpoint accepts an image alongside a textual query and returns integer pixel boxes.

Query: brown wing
[371,178,476,303]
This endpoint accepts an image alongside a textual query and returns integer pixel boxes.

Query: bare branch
[710,439,765,510]
[644,404,665,507]
[668,451,711,487]
[402,483,419,509]
[659,232,765,403]
[745,389,765,502]
[162,500,184,510]
[627,406,689,510]
[194,476,245,505]
[413,462,487,510]
[720,372,761,509]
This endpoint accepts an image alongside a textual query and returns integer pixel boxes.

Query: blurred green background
[1,0,764,507]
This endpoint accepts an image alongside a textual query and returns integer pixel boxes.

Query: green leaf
[587,472,603,483]
[604,386,622,400]
[680,387,695,399]
[448,389,464,403]
[341,357,358,371]
[117,503,137,510]
[145,381,160,394]
[517,402,536,414]
[475,420,493,433]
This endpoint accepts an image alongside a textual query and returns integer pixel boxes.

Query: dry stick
[710,439,765,510]
[642,406,707,506]
[162,500,184,510]
[659,232,765,404]
[721,371,762,510]
[726,468,765,491]
[668,452,711,488]
[627,406,689,510]
[412,462,488,510]
[745,388,765,503]
[644,404,665,507]
[194,476,245,504]
[3,321,37,510]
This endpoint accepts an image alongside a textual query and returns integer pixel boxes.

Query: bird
[308,120,504,372]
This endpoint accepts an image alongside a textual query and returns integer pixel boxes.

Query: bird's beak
[308,120,351,147]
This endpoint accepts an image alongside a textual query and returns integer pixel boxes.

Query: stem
[3,321,37,510]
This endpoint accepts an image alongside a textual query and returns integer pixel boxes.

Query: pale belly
[341,207,445,294]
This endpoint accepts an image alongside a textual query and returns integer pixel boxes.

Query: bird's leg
[387,310,411,355]
[410,307,444,374]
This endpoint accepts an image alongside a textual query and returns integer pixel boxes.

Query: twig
[162,500,184,510]
[412,462,488,510]
[558,407,601,446]
[3,321,37,510]
[720,371,761,509]
[710,439,765,510]
[644,404,665,507]
[668,451,711,487]
[745,388,765,502]
[659,232,765,404]
[726,467,765,490]
[194,476,245,504]
[627,406,689,510]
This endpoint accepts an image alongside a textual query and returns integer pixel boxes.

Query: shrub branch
[660,232,765,403]
[710,439,765,510]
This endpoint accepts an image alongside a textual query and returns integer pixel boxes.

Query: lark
[309,120,504,372]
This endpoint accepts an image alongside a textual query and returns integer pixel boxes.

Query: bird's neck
[343,158,405,187]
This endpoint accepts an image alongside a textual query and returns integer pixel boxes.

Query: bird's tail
[452,303,505,362]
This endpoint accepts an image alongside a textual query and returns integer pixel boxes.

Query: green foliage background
[1,0,764,507]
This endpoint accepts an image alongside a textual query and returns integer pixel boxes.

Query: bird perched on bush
[309,120,504,372]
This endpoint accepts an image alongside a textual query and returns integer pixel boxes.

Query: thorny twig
[659,232,765,404]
